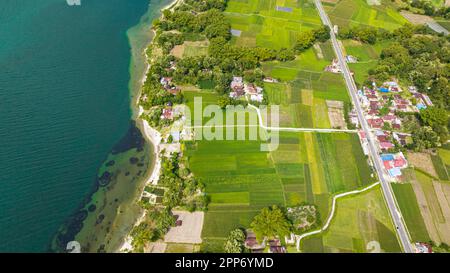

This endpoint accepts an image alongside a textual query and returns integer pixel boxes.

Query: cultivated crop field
[326,0,408,31]
[183,129,376,250]
[393,147,450,246]
[342,39,392,85]
[262,44,351,128]
[302,185,402,252]
[225,0,322,49]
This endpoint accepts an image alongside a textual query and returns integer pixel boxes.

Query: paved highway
[314,0,414,253]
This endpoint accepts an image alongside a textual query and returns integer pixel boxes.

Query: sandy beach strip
[118,0,182,253]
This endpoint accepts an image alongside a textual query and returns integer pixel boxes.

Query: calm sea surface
[0,0,167,252]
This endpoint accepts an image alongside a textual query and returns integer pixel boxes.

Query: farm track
[295,181,381,251]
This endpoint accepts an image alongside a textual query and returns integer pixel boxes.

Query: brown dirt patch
[406,152,438,178]
[400,11,434,25]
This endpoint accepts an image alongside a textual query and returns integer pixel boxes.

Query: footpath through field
[295,181,381,251]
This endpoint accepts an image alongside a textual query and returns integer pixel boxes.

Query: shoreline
[118,0,181,252]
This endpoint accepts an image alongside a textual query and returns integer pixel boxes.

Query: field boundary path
[295,182,380,251]
[313,0,414,253]
[247,103,358,133]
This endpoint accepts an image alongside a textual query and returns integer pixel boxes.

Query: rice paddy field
[325,0,408,31]
[392,182,431,242]
[182,123,377,250]
[225,0,322,49]
[393,147,450,246]
[302,185,402,252]
[262,42,351,128]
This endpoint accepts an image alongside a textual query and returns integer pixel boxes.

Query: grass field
[327,0,408,31]
[226,0,322,49]
[302,185,401,253]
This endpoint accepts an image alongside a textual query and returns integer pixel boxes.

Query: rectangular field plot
[328,0,408,31]
[302,186,402,252]
[262,50,350,129]
[187,131,376,245]
[225,0,322,49]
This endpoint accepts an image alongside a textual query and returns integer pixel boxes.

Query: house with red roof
[368,118,383,128]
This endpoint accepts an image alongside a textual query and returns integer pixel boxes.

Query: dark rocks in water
[114,198,119,202]
[137,170,142,176]
[74,210,88,222]
[125,171,130,176]
[88,204,96,212]
[129,157,139,164]
[105,160,115,167]
[137,163,144,167]
[111,121,145,155]
[56,220,84,250]
[95,214,105,225]
[98,171,112,187]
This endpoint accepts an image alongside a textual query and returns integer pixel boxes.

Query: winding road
[313,0,414,253]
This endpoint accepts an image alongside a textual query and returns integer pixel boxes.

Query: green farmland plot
[262,52,350,129]
[225,0,322,49]
[302,185,401,253]
[185,130,376,245]
[392,183,431,242]
[328,0,408,31]
[343,40,392,85]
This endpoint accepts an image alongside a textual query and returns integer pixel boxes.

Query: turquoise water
[0,0,166,252]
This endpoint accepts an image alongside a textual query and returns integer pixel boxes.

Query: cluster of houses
[229,76,264,102]
[325,59,342,73]
[161,101,174,120]
[355,82,434,131]
[414,242,433,253]
[380,152,408,180]
[160,77,181,95]
[244,231,287,253]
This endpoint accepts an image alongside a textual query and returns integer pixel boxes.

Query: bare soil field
[326,100,346,129]
[409,171,450,244]
[400,11,434,25]
[164,211,204,244]
[407,152,438,178]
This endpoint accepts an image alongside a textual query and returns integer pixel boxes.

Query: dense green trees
[294,30,316,52]
[419,107,449,143]
[294,26,331,53]
[338,26,381,44]
[224,229,246,253]
[400,0,450,18]
[131,208,175,252]
[411,126,441,151]
[250,205,292,241]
